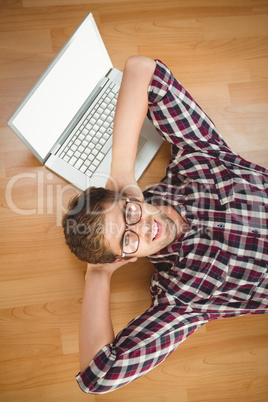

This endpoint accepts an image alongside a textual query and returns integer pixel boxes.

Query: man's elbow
[76,372,123,395]
[124,55,156,79]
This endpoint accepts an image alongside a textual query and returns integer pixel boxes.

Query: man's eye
[126,209,132,221]
[124,234,129,246]
[126,203,139,222]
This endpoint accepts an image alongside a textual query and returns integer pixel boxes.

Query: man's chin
[165,221,178,243]
[154,231,177,254]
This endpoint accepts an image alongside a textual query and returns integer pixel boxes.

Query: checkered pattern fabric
[76,60,268,394]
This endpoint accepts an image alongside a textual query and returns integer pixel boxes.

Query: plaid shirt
[76,60,268,394]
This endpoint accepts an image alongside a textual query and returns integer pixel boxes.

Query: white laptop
[7,13,162,191]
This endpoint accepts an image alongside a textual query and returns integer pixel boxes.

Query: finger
[123,184,144,200]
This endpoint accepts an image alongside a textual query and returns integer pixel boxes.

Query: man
[62,56,268,394]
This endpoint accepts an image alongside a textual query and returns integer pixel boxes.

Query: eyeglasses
[121,198,142,257]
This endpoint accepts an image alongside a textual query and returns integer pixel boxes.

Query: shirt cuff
[75,344,116,394]
[148,59,174,104]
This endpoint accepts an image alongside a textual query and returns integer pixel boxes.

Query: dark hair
[62,187,120,264]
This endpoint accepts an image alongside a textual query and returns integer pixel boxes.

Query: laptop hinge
[50,142,61,155]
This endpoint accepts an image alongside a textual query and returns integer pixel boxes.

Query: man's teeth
[152,221,158,240]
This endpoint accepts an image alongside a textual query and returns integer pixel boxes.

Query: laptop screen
[9,14,112,162]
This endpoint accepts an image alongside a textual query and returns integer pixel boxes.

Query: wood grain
[0,1,267,401]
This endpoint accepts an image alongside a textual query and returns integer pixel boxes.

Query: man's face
[103,199,177,258]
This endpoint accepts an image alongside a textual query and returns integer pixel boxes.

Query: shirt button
[218,224,224,229]
[252,229,260,234]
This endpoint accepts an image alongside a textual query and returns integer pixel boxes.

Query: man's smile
[152,219,163,241]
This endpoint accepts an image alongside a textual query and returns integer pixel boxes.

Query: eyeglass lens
[125,202,141,224]
[123,231,139,254]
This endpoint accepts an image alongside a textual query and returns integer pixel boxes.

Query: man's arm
[106,56,156,197]
[77,294,207,394]
[147,59,233,157]
[79,259,136,372]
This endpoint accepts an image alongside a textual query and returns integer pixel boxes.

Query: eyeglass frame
[121,197,142,257]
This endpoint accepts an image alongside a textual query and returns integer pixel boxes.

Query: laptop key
[86,134,93,142]
[69,156,77,166]
[111,84,120,94]
[74,159,83,169]
[96,152,104,161]
[85,170,92,177]
[93,124,100,132]
[102,136,112,154]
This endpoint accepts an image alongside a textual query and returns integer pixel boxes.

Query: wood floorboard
[0,1,267,401]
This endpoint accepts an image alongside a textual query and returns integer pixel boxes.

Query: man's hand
[86,256,137,278]
[105,173,144,201]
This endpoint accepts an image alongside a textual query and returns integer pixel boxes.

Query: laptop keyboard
[57,81,119,177]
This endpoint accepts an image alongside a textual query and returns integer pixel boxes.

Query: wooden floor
[0,1,268,401]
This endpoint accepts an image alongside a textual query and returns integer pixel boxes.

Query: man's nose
[132,218,151,238]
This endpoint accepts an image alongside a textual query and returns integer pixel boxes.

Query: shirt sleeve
[75,302,207,394]
[147,59,233,157]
